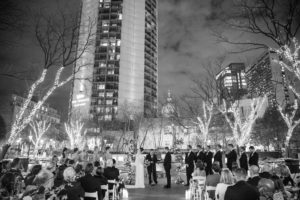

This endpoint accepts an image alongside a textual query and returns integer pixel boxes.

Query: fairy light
[8,66,73,144]
[278,100,300,147]
[29,120,51,154]
[64,120,85,149]
[219,96,267,146]
[194,101,214,144]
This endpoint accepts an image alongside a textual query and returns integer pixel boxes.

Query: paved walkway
[124,178,187,200]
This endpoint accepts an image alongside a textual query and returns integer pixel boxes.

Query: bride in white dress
[133,148,145,188]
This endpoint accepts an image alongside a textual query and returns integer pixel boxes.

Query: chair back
[85,192,98,200]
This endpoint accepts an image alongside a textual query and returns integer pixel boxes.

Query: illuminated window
[100,40,108,46]
[118,14,122,20]
[117,40,121,46]
[105,114,112,121]
[104,3,110,8]
[106,100,113,105]
[100,62,106,68]
[102,21,109,27]
[108,69,114,75]
[99,92,105,97]
[106,92,113,97]
[98,84,105,89]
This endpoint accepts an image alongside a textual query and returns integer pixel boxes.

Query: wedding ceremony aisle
[126,179,186,200]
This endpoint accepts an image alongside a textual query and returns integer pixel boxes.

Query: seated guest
[33,168,54,191]
[104,159,119,181]
[79,163,102,200]
[54,159,68,188]
[206,162,221,186]
[69,148,80,162]
[47,155,59,174]
[248,165,261,187]
[7,158,23,179]
[24,164,42,186]
[224,168,260,200]
[95,167,108,198]
[231,161,238,172]
[0,172,16,198]
[206,162,221,199]
[74,164,84,179]
[259,164,273,179]
[271,175,290,200]
[192,160,206,177]
[257,178,275,200]
[215,168,235,200]
[280,164,295,187]
[58,167,85,200]
[93,161,101,175]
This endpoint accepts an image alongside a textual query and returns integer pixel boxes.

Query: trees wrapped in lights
[6,8,95,145]
[278,100,300,149]
[64,120,86,149]
[29,119,51,155]
[193,101,214,145]
[219,96,267,146]
[272,38,300,99]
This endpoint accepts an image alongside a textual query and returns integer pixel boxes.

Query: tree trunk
[0,144,11,160]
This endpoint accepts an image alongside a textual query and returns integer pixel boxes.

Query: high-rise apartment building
[71,0,158,121]
[216,63,247,103]
[246,51,294,107]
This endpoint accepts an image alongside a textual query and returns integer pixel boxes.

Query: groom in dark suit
[185,145,196,186]
[163,147,172,189]
[145,149,158,186]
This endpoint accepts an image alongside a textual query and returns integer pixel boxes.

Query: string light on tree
[278,100,300,149]
[64,120,86,149]
[29,119,51,156]
[193,101,214,145]
[219,96,267,146]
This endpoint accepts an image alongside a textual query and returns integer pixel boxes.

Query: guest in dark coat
[79,163,103,200]
[224,168,259,200]
[185,145,196,186]
[24,165,42,186]
[205,146,214,175]
[247,165,261,187]
[248,146,259,167]
[225,144,237,171]
[61,167,85,200]
[239,146,248,172]
[195,145,206,163]
[163,147,172,188]
[94,167,108,198]
[104,159,119,181]
[214,144,223,168]
[145,149,158,185]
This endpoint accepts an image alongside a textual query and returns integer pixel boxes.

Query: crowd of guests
[185,144,298,200]
[0,146,122,200]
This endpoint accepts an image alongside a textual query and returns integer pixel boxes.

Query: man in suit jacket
[247,165,261,187]
[185,145,196,186]
[225,144,237,171]
[163,147,172,188]
[195,145,206,163]
[214,144,223,168]
[79,163,103,200]
[224,168,259,200]
[248,146,259,167]
[205,145,213,175]
[239,146,248,172]
[145,149,158,185]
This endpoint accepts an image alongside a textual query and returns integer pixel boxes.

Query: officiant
[145,149,158,186]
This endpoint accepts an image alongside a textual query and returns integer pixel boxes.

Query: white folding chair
[85,191,98,200]
[205,186,216,200]
[103,180,117,200]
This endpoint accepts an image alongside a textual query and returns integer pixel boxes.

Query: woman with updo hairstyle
[61,167,85,200]
[215,168,235,200]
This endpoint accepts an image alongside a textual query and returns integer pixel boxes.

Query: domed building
[137,90,199,150]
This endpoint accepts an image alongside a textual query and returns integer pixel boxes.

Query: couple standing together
[133,147,172,189]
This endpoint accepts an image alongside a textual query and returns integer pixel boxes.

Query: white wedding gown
[134,153,145,188]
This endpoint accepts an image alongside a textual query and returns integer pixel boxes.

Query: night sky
[0,0,276,120]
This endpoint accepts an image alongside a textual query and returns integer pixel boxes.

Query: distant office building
[0,92,61,140]
[246,51,293,107]
[71,0,158,121]
[216,63,247,103]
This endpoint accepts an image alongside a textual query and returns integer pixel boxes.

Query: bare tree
[212,0,300,52]
[6,8,95,145]
[64,120,86,150]
[219,96,267,146]
[29,119,51,155]
[278,100,300,152]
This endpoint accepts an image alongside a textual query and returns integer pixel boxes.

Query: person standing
[205,146,214,175]
[196,145,206,163]
[248,146,259,167]
[145,149,158,186]
[185,145,196,186]
[239,146,248,172]
[214,144,223,168]
[225,144,237,171]
[163,147,172,189]
[103,146,112,165]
